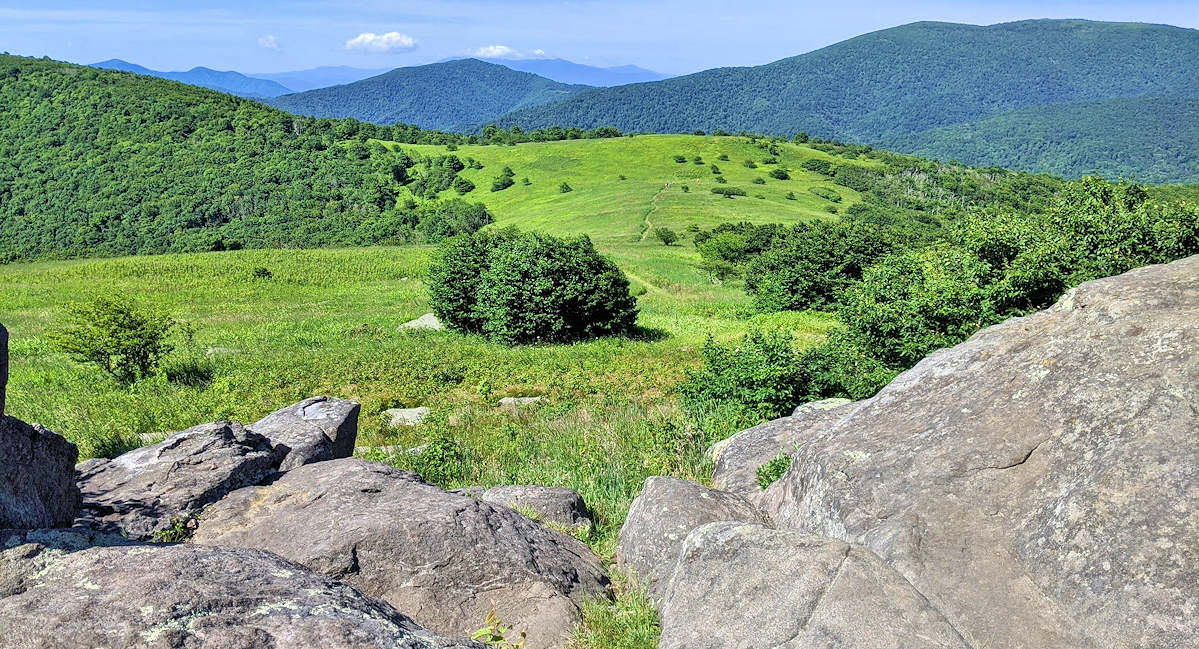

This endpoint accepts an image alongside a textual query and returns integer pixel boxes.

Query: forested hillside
[883,96,1199,184]
[0,55,483,262]
[266,59,589,132]
[498,20,1199,181]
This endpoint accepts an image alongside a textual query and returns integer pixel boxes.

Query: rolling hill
[497,19,1199,181]
[265,59,590,132]
[882,96,1199,184]
[0,54,467,261]
[89,59,293,98]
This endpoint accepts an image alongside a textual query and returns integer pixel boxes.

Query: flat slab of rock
[660,522,969,649]
[251,396,360,471]
[399,313,445,331]
[75,422,279,540]
[192,458,609,649]
[617,476,766,599]
[0,417,78,529]
[499,396,542,413]
[385,406,430,427]
[0,533,482,649]
[709,398,856,499]
[763,256,1199,648]
[481,485,592,532]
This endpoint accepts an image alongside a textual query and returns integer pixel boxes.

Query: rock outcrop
[659,522,970,649]
[709,398,856,499]
[759,256,1199,648]
[251,396,360,470]
[481,485,592,533]
[75,422,278,540]
[192,458,609,649]
[0,323,8,417]
[0,417,78,529]
[0,531,483,649]
[616,476,766,599]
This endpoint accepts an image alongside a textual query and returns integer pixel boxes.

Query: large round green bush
[428,228,638,344]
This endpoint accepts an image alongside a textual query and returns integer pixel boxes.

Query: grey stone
[192,458,610,649]
[0,417,79,529]
[0,323,7,417]
[252,396,360,470]
[399,313,445,331]
[0,533,483,649]
[659,522,969,649]
[763,255,1199,649]
[75,422,278,540]
[482,485,592,532]
[709,398,857,499]
[499,396,542,413]
[385,406,430,427]
[616,476,767,599]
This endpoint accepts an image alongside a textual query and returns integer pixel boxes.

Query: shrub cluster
[428,228,639,344]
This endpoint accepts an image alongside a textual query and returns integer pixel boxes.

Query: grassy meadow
[0,134,855,556]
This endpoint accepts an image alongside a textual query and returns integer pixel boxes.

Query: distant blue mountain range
[442,57,669,86]
[88,60,294,98]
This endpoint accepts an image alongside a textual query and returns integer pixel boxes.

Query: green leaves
[47,295,179,384]
[428,229,638,345]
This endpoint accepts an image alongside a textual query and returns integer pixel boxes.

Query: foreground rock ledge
[617,476,767,600]
[193,458,609,649]
[0,530,482,649]
[75,421,278,540]
[660,522,970,649]
[762,255,1199,648]
[0,416,78,529]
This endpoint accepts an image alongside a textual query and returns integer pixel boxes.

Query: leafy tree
[653,227,680,246]
[710,164,722,175]
[452,176,476,194]
[679,330,806,429]
[559,182,574,193]
[428,229,638,344]
[48,295,180,384]
[711,187,746,198]
[673,154,687,163]
[752,177,766,185]
[491,175,515,192]
[768,168,790,180]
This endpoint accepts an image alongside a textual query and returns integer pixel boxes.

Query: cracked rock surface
[0,530,483,649]
[659,522,969,649]
[760,255,1199,649]
[192,458,609,649]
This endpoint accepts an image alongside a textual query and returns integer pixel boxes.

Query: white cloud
[257,35,280,51]
[345,31,417,54]
[469,45,547,60]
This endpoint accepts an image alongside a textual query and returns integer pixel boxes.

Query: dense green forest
[266,59,589,132]
[496,20,1199,182]
[883,96,1199,184]
[0,55,518,261]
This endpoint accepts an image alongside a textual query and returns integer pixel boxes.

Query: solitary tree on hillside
[654,227,680,246]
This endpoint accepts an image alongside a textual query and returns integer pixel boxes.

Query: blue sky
[1,1,1196,75]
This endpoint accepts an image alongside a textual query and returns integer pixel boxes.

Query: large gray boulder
[616,476,766,599]
[192,458,609,649]
[251,396,360,470]
[481,485,592,533]
[709,398,856,499]
[0,417,78,529]
[0,530,482,649]
[75,422,278,540]
[659,522,969,649]
[763,256,1199,649]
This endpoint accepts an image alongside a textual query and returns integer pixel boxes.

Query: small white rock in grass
[398,313,444,331]
[498,396,542,413]
[385,407,430,427]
